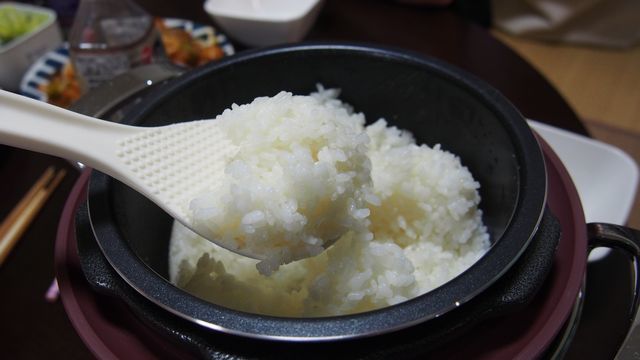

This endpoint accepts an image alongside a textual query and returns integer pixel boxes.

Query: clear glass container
[68,0,157,90]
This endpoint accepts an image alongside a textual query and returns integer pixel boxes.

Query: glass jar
[68,0,157,90]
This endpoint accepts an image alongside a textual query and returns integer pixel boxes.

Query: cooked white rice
[188,89,376,274]
[170,87,490,317]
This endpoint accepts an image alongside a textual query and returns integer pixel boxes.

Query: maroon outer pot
[53,43,640,357]
[56,136,588,359]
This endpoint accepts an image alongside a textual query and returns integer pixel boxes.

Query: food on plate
[0,6,48,46]
[170,87,490,316]
[38,63,82,108]
[156,19,224,67]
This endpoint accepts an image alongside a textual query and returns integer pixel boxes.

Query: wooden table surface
[1,1,628,358]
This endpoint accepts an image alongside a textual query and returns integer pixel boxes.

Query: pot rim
[86,42,547,341]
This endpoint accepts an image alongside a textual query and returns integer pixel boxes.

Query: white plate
[19,43,70,102]
[528,119,639,261]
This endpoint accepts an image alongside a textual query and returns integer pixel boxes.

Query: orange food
[38,63,82,108]
[156,19,225,68]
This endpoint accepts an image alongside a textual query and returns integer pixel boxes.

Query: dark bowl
[86,42,547,340]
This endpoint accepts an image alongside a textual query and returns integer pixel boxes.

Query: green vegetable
[0,6,49,46]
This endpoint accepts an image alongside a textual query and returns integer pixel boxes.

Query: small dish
[529,119,639,261]
[0,2,63,91]
[19,43,77,107]
[203,0,324,47]
[156,17,234,68]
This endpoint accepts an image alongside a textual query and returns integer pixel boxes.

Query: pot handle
[588,223,640,359]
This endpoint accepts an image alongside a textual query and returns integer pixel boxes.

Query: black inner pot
[86,43,547,340]
[78,202,560,358]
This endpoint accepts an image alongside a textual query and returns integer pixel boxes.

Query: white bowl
[0,2,63,91]
[203,0,324,47]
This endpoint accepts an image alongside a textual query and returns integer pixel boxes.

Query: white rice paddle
[0,90,263,257]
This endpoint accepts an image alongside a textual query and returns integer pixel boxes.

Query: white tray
[528,120,639,261]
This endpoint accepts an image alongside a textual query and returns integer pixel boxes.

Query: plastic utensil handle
[0,90,141,176]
